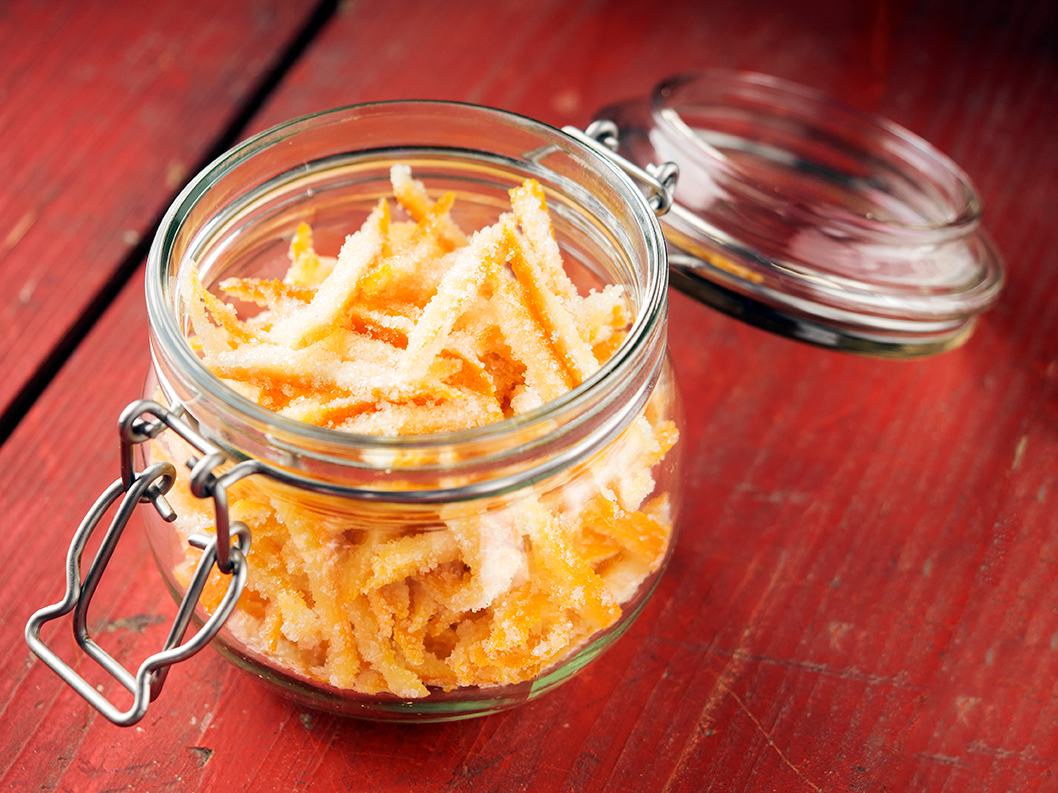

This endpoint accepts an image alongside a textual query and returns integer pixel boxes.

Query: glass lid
[594,70,1005,357]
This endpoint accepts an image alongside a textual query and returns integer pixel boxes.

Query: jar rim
[145,100,668,479]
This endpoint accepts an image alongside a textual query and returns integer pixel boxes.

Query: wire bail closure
[563,121,678,216]
[25,399,253,727]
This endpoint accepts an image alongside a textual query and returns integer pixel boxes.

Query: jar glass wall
[140,102,683,721]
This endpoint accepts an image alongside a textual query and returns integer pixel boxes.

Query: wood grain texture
[0,0,323,430]
[1,0,1056,791]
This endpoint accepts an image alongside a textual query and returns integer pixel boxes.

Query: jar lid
[594,70,1004,357]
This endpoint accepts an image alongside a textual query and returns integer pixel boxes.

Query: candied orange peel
[162,166,678,696]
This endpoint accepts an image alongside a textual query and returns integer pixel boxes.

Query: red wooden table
[2,1,1056,790]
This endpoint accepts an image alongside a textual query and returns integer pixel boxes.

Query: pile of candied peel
[160,165,678,697]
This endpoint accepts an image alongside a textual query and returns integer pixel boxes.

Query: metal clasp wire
[562,121,679,216]
[25,399,252,726]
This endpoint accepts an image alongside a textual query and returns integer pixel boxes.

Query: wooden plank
[1,0,1056,791]
[0,0,327,434]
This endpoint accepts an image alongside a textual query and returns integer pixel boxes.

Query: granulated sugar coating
[158,166,679,697]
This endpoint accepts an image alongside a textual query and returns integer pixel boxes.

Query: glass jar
[137,101,682,721]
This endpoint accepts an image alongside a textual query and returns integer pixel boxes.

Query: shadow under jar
[141,102,683,721]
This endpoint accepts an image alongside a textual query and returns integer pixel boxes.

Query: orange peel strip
[509,179,579,306]
[390,164,467,250]
[504,226,598,384]
[269,199,389,349]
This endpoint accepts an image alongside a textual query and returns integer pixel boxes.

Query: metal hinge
[563,120,679,215]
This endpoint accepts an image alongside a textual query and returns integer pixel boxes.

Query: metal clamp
[563,120,679,215]
[25,399,253,726]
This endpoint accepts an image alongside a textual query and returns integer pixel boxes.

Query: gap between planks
[0,0,340,449]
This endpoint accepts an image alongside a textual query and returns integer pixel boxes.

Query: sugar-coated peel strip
[219,277,314,312]
[504,225,599,383]
[285,222,337,286]
[270,496,361,688]
[169,166,678,697]
[484,257,572,403]
[181,263,259,356]
[269,200,389,349]
[391,163,467,251]
[401,220,505,382]
[509,179,580,308]
[578,285,632,349]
